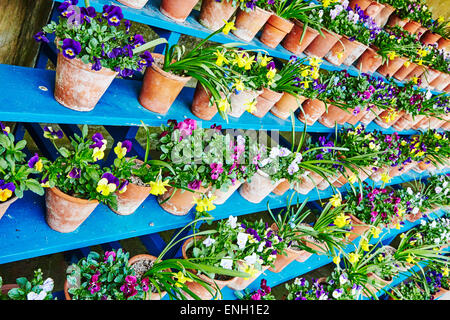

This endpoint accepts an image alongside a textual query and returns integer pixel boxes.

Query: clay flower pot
[190,82,218,121]
[271,92,306,120]
[445,83,450,93]
[375,3,395,27]
[128,254,167,300]
[419,68,441,88]
[198,0,237,31]
[325,36,363,66]
[347,214,370,242]
[268,225,303,273]
[281,20,319,55]
[293,172,316,195]
[260,14,294,49]
[342,42,368,66]
[386,14,409,28]
[346,105,368,126]
[252,87,283,118]
[297,98,326,126]
[365,272,392,296]
[1,283,18,296]
[392,113,413,131]
[374,110,405,129]
[139,54,191,115]
[239,169,282,203]
[429,71,449,91]
[349,0,372,11]
[360,106,383,125]
[377,56,407,77]
[364,1,384,20]
[302,170,324,188]
[228,90,261,118]
[437,38,450,51]
[54,53,118,112]
[304,29,341,58]
[110,159,152,216]
[160,0,199,22]
[116,0,149,9]
[393,61,417,81]
[356,46,383,73]
[421,30,442,46]
[318,104,353,128]
[403,20,421,34]
[158,185,209,216]
[272,179,290,196]
[0,196,18,221]
[232,7,272,42]
[416,116,446,130]
[405,210,423,223]
[45,187,99,233]
[389,161,416,177]
[405,64,425,80]
[317,173,340,191]
[227,262,269,291]
[212,181,243,205]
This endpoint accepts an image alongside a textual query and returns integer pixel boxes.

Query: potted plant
[285,277,332,300]
[1,269,54,300]
[387,279,432,300]
[34,2,159,111]
[198,0,238,31]
[0,124,45,220]
[159,0,199,22]
[234,279,275,300]
[231,1,273,42]
[316,269,366,300]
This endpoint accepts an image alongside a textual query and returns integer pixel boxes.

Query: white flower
[294,153,302,163]
[257,242,265,252]
[269,147,280,159]
[435,187,443,194]
[444,188,449,196]
[420,220,427,226]
[244,253,258,266]
[339,274,348,285]
[288,162,299,175]
[236,135,245,146]
[40,278,54,293]
[443,181,448,188]
[319,293,328,300]
[228,215,238,228]
[412,207,419,215]
[406,187,413,195]
[220,258,233,270]
[332,288,344,299]
[202,236,216,247]
[237,232,248,250]
[425,90,432,99]
[279,147,291,157]
[27,291,47,300]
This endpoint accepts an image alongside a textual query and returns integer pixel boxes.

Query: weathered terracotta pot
[160,0,199,22]
[228,90,261,118]
[420,30,442,46]
[317,173,340,191]
[272,179,290,196]
[190,82,218,121]
[405,64,425,80]
[437,37,450,51]
[374,109,405,129]
[116,0,149,9]
[360,106,383,125]
[364,1,384,19]
[445,83,450,93]
[303,170,324,187]
[158,185,209,216]
[386,14,409,28]
[405,210,423,223]
[232,7,272,42]
[293,172,316,195]
[414,161,432,173]
[213,181,243,205]
[347,214,370,242]
[271,92,306,120]
[268,224,303,273]
[318,104,353,128]
[409,114,426,129]
[342,42,368,66]
[432,287,450,300]
[139,54,191,115]
[239,169,282,203]
[375,3,395,27]
[389,161,416,177]
[0,196,18,221]
[347,105,368,125]
[304,29,341,58]
[430,72,450,91]
[45,187,99,233]
[393,61,417,81]
[403,20,421,34]
[349,0,372,11]
[419,68,441,88]
[377,56,407,77]
[252,87,283,118]
[54,53,118,112]
[392,113,413,131]
[227,262,269,291]
[414,116,445,130]
[356,46,383,73]
[368,165,388,182]
[281,20,319,55]
[110,159,152,216]
[260,14,294,49]
[128,254,167,300]
[297,98,326,125]
[416,26,427,37]
[325,36,362,66]
[1,283,18,297]
[441,121,450,130]
[198,0,237,31]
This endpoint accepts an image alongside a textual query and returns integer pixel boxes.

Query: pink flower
[104,251,116,262]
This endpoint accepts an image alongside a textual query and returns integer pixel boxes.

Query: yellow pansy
[417,49,428,57]
[245,99,257,113]
[266,68,276,80]
[34,160,43,172]
[442,267,449,277]
[0,189,13,202]
[96,178,117,196]
[93,147,105,162]
[149,179,170,196]
[334,213,349,228]
[348,252,361,265]
[329,194,342,208]
[114,142,127,159]
[214,50,229,67]
[174,271,193,287]
[387,51,397,60]
[222,20,236,35]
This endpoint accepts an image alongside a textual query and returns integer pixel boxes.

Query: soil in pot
[232,7,272,42]
[281,20,319,55]
[129,254,167,300]
[160,0,199,22]
[260,14,294,49]
[198,0,237,31]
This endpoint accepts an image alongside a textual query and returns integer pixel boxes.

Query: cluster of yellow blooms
[192,194,216,213]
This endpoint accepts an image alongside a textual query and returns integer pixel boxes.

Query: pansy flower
[61,38,82,60]
[0,180,15,202]
[28,153,43,172]
[96,173,120,196]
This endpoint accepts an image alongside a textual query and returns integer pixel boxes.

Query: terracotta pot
[128,254,167,300]
[389,160,416,177]
[1,283,18,296]
[386,14,409,28]
[374,109,405,129]
[377,56,407,77]
[325,36,362,66]
[304,170,324,187]
[342,42,368,66]
[271,92,305,120]
[347,214,370,242]
[228,90,261,118]
[281,20,319,55]
[54,53,118,112]
[318,104,353,128]
[304,29,341,58]
[190,82,218,121]
[392,113,413,131]
[268,224,304,273]
[198,0,237,31]
[414,161,431,173]
[297,98,326,126]
[260,14,294,49]
[232,7,271,42]
[360,106,383,125]
[239,169,282,203]
[45,187,99,233]
[158,185,209,216]
[317,173,340,191]
[420,30,442,46]
[272,179,290,196]
[139,54,191,115]
[160,0,199,22]
[364,1,384,19]
[369,165,389,182]
[227,263,269,291]
[393,61,417,81]
[405,64,425,80]
[293,172,316,195]
[356,46,383,73]
[405,210,423,223]
[0,196,18,221]
[419,68,441,88]
[347,105,368,125]
[365,272,392,295]
[437,38,450,51]
[357,166,371,182]
[334,166,356,186]
[403,20,422,34]
[252,87,283,118]
[430,72,450,91]
[445,83,450,93]
[409,114,426,129]
[212,181,242,205]
[414,116,445,130]
[416,26,427,37]
[441,121,450,130]
[375,3,395,27]
[432,287,450,300]
[349,0,372,11]
[110,159,152,216]
[116,0,149,9]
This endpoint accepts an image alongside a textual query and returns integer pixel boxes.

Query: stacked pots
[190,83,218,121]
[212,181,243,205]
[198,0,237,31]
[158,185,210,216]
[271,93,305,120]
[297,98,326,126]
[252,88,283,118]
[117,0,149,9]
[239,170,282,204]
[232,7,271,42]
[128,254,168,300]
[324,36,364,67]
[318,105,353,128]
[356,46,383,73]
[160,0,199,23]
[304,29,342,59]
[377,56,407,77]
[281,20,319,55]
[260,14,294,49]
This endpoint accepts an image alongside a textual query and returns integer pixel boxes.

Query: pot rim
[48,187,99,205]
[150,54,192,83]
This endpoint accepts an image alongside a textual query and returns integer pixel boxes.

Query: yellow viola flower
[442,267,449,277]
[222,20,236,35]
[93,147,105,162]
[149,179,170,196]
[241,263,258,280]
[266,68,276,80]
[0,189,13,202]
[406,254,416,265]
[2,126,10,134]
[174,271,193,287]
[329,194,342,208]
[114,142,128,159]
[310,69,320,80]
[434,133,442,140]
[301,69,310,77]
[96,178,117,196]
[381,172,391,184]
[214,50,229,67]
[217,98,230,112]
[259,55,272,67]
[387,51,397,60]
[34,160,43,172]
[348,252,361,265]
[244,99,257,113]
[417,49,428,57]
[370,226,382,239]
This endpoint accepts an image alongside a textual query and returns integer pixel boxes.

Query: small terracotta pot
[346,106,368,126]
[403,20,421,34]
[405,64,425,80]
[409,114,426,129]
[232,7,271,42]
[252,87,283,118]
[414,116,445,130]
[360,106,383,125]
[432,287,450,300]
[139,54,191,115]
[213,181,243,205]
[368,165,387,182]
[405,210,423,223]
[304,170,324,187]
[268,224,304,273]
[297,98,326,126]
[228,90,261,118]
[375,3,395,27]
[293,172,316,195]
[239,169,282,203]
[160,0,199,22]
[414,161,432,173]
[260,14,294,49]
[304,29,341,58]
[393,61,417,81]
[356,46,383,73]
[0,196,18,221]
[158,185,209,216]
[386,14,409,28]
[347,214,370,242]
[318,104,353,128]
[349,0,372,11]
[437,38,450,51]
[227,262,269,291]
[45,187,99,233]
[1,283,18,296]
[325,36,362,66]
[198,0,237,31]
[281,20,319,55]
[116,0,149,9]
[54,53,118,112]
[389,161,416,177]
[420,30,442,46]
[342,42,368,66]
[441,121,450,130]
[271,92,306,120]
[365,272,392,296]
[272,179,290,196]
[374,110,405,129]
[128,254,167,300]
[430,72,450,91]
[364,1,384,20]
[419,68,441,88]
[445,83,450,93]
[110,159,151,216]
[377,56,407,77]
[317,173,340,191]
[190,82,218,121]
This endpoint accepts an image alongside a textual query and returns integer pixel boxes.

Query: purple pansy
[68,167,81,179]
[188,179,202,191]
[61,38,81,59]
[28,153,40,169]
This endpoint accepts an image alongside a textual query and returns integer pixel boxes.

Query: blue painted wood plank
[138,233,169,257]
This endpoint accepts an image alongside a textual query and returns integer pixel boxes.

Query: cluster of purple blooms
[250,279,272,300]
[243,0,275,11]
